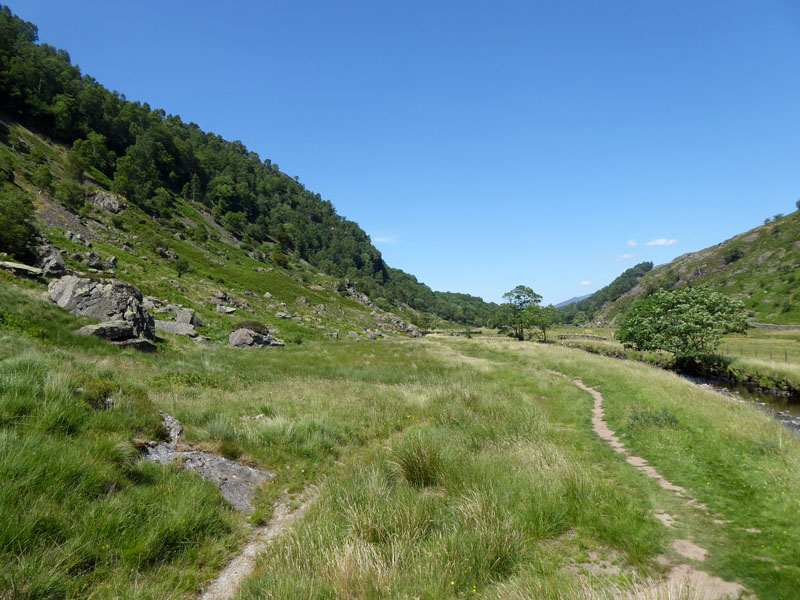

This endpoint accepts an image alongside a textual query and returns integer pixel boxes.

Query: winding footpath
[552,371,751,599]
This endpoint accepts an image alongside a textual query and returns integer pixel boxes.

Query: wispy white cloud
[627,239,638,247]
[645,238,677,246]
[580,280,591,286]
[618,253,635,260]
[372,235,398,244]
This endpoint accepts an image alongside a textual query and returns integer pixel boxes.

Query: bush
[722,244,743,264]
[0,184,38,261]
[271,251,289,268]
[54,180,85,211]
[31,165,53,193]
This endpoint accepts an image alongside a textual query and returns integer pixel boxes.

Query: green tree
[0,183,38,261]
[174,257,190,278]
[617,286,748,361]
[492,285,542,340]
[31,164,53,193]
[526,304,559,342]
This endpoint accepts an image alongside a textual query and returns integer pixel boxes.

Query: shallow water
[681,375,800,437]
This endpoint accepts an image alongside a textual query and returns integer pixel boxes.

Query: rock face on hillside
[229,327,285,349]
[155,320,197,338]
[47,275,155,341]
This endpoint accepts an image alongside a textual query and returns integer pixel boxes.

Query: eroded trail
[550,371,750,599]
[198,488,317,600]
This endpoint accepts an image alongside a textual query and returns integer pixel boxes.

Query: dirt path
[198,488,317,600]
[551,371,750,599]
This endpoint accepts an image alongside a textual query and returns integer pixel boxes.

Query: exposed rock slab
[87,190,125,214]
[0,260,42,278]
[144,413,274,513]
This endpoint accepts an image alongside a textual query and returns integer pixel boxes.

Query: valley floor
[2,288,799,599]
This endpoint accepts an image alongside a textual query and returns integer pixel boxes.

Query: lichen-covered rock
[228,327,285,349]
[47,275,155,339]
[115,337,157,352]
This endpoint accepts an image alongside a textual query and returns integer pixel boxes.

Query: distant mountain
[555,293,592,308]
[598,210,800,325]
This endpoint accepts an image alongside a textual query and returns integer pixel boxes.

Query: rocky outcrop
[87,190,124,214]
[35,244,67,277]
[229,327,285,349]
[47,275,155,342]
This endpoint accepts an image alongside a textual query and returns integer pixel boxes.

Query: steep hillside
[600,210,800,324]
[0,6,496,326]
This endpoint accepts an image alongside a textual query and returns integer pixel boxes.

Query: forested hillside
[598,210,800,325]
[0,6,496,325]
[559,261,653,324]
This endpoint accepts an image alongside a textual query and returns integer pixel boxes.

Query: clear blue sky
[9,1,800,304]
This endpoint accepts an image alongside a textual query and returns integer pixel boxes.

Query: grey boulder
[75,319,134,340]
[88,190,124,214]
[155,320,198,338]
[175,307,203,327]
[228,327,285,349]
[35,245,67,277]
[47,275,155,339]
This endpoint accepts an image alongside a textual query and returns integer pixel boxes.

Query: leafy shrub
[31,165,53,193]
[54,180,85,211]
[271,251,289,268]
[722,244,743,264]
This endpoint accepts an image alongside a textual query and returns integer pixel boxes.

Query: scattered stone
[309,285,325,291]
[229,327,285,349]
[83,252,105,269]
[35,244,67,277]
[155,320,198,338]
[217,305,236,314]
[75,320,135,340]
[156,245,178,260]
[87,190,124,214]
[275,311,291,319]
[103,255,118,270]
[296,296,307,304]
[47,275,155,339]
[263,292,274,299]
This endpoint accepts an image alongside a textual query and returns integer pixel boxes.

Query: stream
[681,375,800,437]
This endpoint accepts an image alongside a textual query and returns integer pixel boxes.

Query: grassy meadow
[3,281,800,598]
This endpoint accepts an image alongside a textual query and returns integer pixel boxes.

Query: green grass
[3,280,800,597]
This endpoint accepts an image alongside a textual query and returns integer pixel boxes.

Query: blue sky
[9,1,800,303]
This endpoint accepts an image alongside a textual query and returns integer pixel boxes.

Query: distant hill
[598,210,800,325]
[555,293,592,308]
[559,262,653,324]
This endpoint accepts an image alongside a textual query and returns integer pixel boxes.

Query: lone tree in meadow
[617,285,748,362]
[526,304,559,342]
[491,285,542,340]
